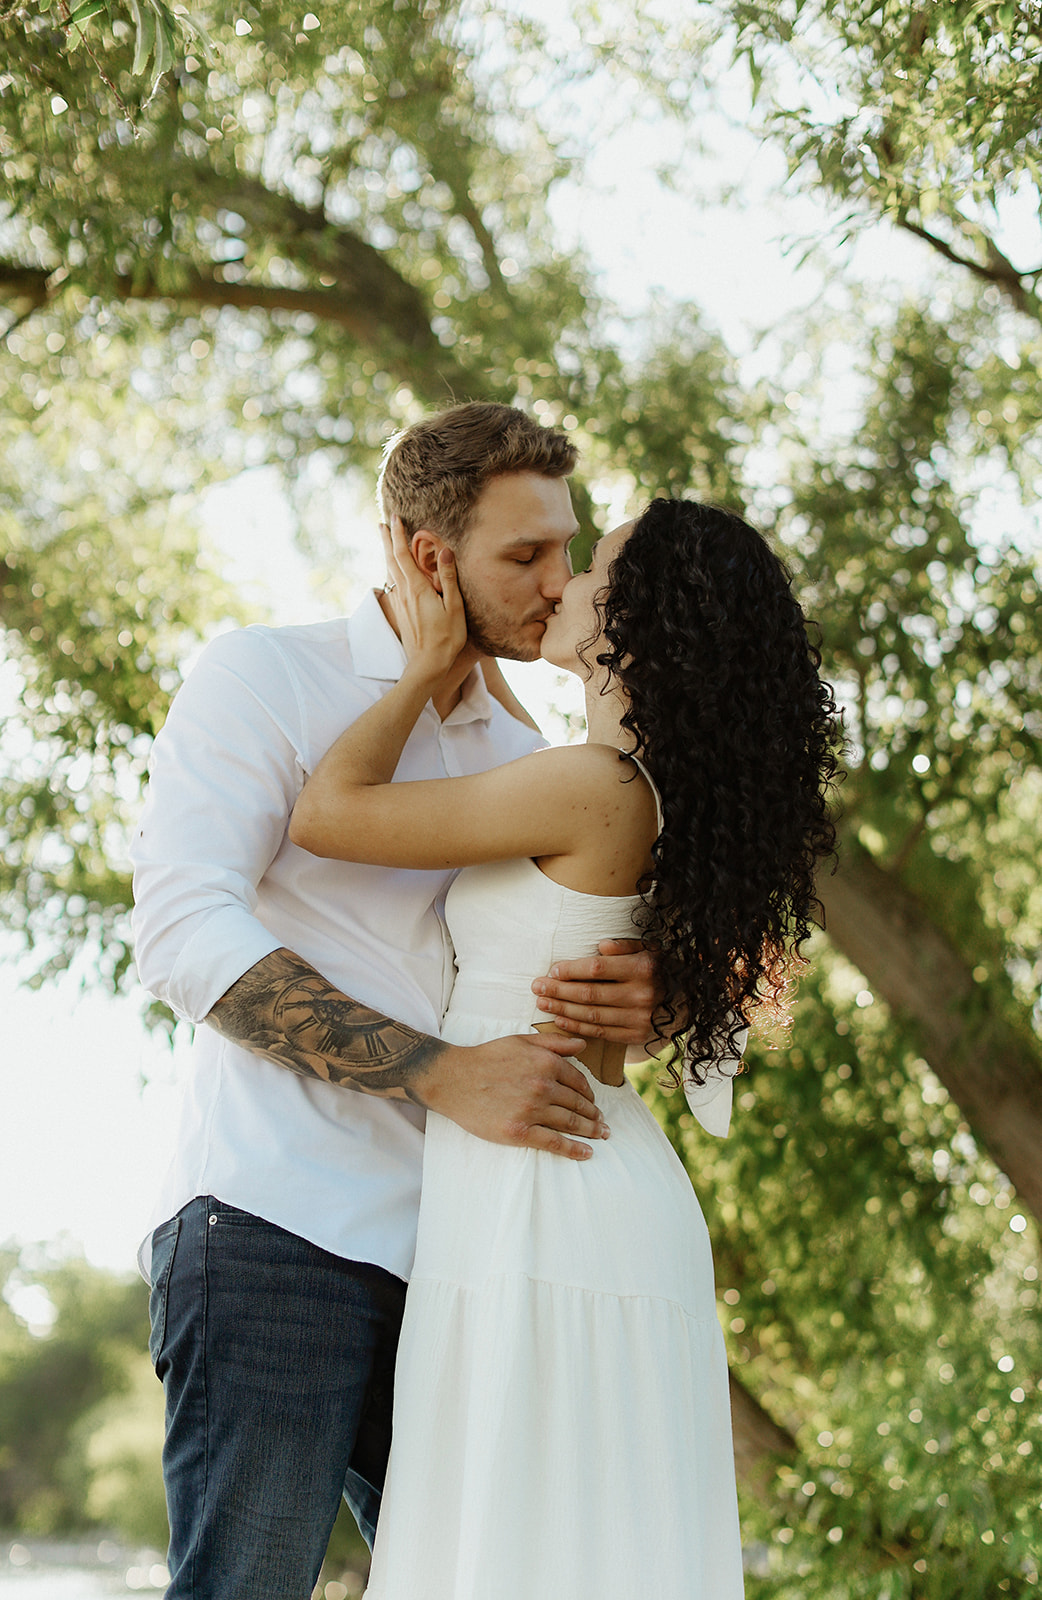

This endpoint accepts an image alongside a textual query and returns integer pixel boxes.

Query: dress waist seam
[407,1269,724,1325]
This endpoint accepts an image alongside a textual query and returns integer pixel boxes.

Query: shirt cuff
[682,1025,748,1138]
[165,908,285,1024]
[683,1073,734,1138]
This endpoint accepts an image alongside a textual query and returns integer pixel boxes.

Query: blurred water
[0,1545,363,1599]
[0,1540,365,1598]
[0,1540,167,1597]
[0,1575,127,1597]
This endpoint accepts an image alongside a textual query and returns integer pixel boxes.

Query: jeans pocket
[148,1214,182,1367]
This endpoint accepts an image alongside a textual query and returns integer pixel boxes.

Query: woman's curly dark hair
[588,498,840,1083]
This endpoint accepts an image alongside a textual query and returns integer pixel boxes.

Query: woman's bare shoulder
[529,744,659,894]
[519,740,640,788]
[517,742,658,828]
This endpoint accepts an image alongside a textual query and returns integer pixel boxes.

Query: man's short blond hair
[378,402,578,546]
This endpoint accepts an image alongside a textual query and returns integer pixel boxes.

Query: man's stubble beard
[456,567,543,663]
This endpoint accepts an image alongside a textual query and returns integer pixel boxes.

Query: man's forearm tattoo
[207,948,449,1103]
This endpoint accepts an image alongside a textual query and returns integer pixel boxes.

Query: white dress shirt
[131,591,542,1279]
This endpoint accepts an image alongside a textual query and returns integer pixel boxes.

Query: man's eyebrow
[503,529,580,549]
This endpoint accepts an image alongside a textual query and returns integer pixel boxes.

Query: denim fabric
[150,1196,406,1600]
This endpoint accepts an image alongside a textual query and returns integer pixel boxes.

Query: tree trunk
[729,1371,797,1497]
[819,832,1042,1222]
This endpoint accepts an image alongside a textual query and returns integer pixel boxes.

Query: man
[131,402,657,1600]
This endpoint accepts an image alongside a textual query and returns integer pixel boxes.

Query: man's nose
[542,549,572,601]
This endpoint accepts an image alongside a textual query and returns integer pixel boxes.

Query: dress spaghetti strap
[619,749,664,834]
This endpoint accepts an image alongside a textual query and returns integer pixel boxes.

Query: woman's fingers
[380,518,467,669]
[437,548,467,650]
[388,513,411,565]
[388,514,423,592]
[380,519,463,670]
[437,545,456,584]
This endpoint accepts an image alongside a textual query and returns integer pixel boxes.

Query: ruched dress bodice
[443,854,646,1041]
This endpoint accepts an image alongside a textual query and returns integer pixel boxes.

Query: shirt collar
[346,589,494,726]
[449,664,495,727]
[347,589,410,682]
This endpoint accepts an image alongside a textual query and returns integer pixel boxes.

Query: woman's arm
[288,526,637,874]
[327,536,467,791]
[289,740,626,869]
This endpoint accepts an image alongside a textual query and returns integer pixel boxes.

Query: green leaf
[65,0,107,25]
[748,53,763,106]
[153,15,175,79]
[174,5,216,65]
[129,0,155,77]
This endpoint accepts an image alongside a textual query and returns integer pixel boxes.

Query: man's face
[452,473,579,661]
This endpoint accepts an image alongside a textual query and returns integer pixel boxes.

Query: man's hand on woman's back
[530,939,661,1047]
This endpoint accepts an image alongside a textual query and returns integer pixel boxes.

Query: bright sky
[2,20,1039,1279]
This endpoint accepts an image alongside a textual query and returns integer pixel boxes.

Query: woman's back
[442,749,661,1092]
[443,852,647,1045]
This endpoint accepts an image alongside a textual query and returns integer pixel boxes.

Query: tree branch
[1,304,40,345]
[173,161,441,352]
[53,0,136,126]
[116,266,483,397]
[898,216,1039,319]
[116,268,406,340]
[0,263,59,339]
[0,263,52,307]
[729,1370,797,1498]
[0,251,488,398]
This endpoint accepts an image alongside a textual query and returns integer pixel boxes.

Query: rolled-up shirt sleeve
[683,1024,748,1138]
[131,628,305,1024]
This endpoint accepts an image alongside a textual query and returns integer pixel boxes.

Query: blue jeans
[149,1196,407,1600]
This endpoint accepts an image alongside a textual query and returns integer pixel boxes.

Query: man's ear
[411,530,450,594]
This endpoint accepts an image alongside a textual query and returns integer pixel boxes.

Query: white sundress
[365,763,745,1599]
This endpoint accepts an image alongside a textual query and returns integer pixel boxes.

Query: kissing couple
[133,401,837,1599]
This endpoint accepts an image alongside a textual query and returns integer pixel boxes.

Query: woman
[290,497,839,1599]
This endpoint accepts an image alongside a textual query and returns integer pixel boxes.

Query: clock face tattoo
[209,948,447,1102]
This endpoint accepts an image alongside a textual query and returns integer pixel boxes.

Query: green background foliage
[1,1,1040,1594]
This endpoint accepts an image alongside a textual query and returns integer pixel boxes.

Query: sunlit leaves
[785,299,1041,783]
[637,956,1042,1596]
[0,301,246,983]
[612,0,1042,319]
[0,1246,150,1535]
[0,5,1040,1594]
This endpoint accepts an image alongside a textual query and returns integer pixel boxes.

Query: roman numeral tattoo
[207,948,448,1104]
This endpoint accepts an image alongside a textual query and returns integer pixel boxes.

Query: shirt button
[208,1214,218,1226]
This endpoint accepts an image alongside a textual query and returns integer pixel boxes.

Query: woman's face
[539,521,634,675]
